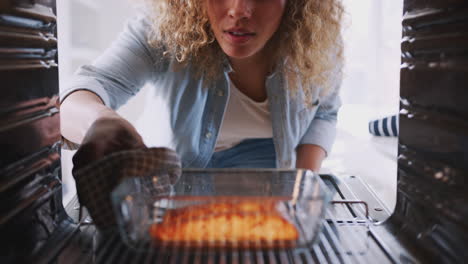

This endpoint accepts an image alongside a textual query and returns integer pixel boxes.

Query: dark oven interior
[1,0,467,263]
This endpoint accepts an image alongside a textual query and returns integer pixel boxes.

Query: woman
[61,0,344,172]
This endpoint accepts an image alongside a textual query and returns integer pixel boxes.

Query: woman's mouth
[224,31,256,44]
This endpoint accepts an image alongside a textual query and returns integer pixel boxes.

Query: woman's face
[205,0,287,60]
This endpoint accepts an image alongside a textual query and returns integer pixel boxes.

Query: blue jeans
[205,138,277,168]
[180,139,290,195]
[182,138,277,195]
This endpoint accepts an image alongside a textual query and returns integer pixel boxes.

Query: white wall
[330,0,403,211]
[341,0,403,111]
[58,0,147,204]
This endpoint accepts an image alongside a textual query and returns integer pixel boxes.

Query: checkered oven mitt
[73,147,181,230]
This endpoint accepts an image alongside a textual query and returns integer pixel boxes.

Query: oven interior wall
[0,0,65,263]
[390,0,468,262]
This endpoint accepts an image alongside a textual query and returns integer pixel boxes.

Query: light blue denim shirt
[61,14,342,169]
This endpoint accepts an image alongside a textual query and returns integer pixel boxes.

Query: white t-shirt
[215,81,273,152]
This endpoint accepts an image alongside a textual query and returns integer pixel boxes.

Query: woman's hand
[72,116,146,173]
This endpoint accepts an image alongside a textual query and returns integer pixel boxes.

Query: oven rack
[36,174,401,264]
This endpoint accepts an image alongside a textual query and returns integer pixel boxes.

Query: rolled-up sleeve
[60,13,166,110]
[299,61,343,156]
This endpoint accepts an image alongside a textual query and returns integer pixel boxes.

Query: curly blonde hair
[146,0,344,106]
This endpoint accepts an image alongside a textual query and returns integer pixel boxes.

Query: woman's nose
[228,0,253,20]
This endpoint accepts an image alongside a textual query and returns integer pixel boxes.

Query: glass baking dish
[111,169,333,250]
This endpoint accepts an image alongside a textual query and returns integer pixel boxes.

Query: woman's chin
[221,46,260,61]
[224,51,261,61]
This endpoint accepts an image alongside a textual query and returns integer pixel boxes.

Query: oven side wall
[390,0,468,262]
[0,0,65,263]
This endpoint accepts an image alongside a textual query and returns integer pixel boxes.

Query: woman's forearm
[60,90,121,144]
[295,144,327,172]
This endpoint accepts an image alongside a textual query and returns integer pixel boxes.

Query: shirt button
[217,90,224,97]
[205,132,212,139]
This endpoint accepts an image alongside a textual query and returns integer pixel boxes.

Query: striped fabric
[368,115,399,137]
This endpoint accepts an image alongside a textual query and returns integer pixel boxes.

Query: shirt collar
[221,55,234,74]
[221,54,285,79]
